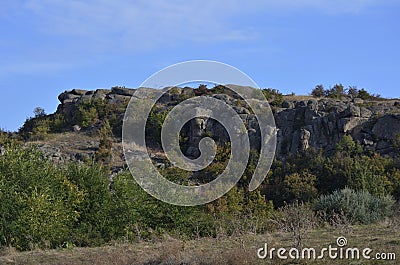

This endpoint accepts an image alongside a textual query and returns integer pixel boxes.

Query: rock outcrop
[55,87,400,158]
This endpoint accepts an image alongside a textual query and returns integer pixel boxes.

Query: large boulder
[111,87,136,96]
[106,94,131,104]
[58,91,80,103]
[372,114,400,141]
[71,89,88,96]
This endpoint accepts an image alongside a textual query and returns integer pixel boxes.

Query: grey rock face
[111,87,136,96]
[71,89,88,95]
[106,94,130,104]
[58,92,81,104]
[372,114,400,141]
[300,128,311,151]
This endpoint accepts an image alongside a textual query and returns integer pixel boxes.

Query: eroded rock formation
[55,87,400,158]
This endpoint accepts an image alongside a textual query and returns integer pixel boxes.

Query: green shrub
[282,171,318,203]
[314,188,395,224]
[29,118,51,140]
[72,99,108,128]
[63,163,116,246]
[342,155,392,196]
[0,143,85,250]
[335,135,363,157]
[262,88,284,107]
[0,129,9,145]
[95,121,113,164]
[311,85,325,97]
[19,113,68,139]
[50,114,68,133]
[111,171,214,240]
[325,84,345,99]
[78,106,98,128]
[145,107,170,146]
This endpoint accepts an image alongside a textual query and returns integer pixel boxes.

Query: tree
[335,135,363,157]
[326,84,345,99]
[358,88,372,100]
[311,85,325,97]
[0,143,85,250]
[195,84,209,95]
[262,88,284,107]
[33,107,46,118]
[273,201,317,248]
[347,86,359,98]
[282,171,318,203]
[95,121,113,164]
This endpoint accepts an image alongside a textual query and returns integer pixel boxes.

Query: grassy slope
[1,224,398,265]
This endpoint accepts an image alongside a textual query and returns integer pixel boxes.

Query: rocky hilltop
[55,86,400,159]
[12,85,399,173]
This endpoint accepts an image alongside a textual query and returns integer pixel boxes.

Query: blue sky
[1,0,399,131]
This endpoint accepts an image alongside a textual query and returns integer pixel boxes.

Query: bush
[29,118,51,140]
[347,86,359,98]
[95,121,113,164]
[262,88,284,107]
[206,186,274,236]
[342,155,392,196]
[0,142,122,250]
[33,107,46,117]
[0,143,85,250]
[19,113,67,140]
[50,114,68,133]
[314,188,395,224]
[63,163,116,246]
[326,84,345,99]
[335,135,363,157]
[311,85,325,97]
[112,171,214,240]
[72,99,107,128]
[0,129,9,145]
[282,171,318,203]
[273,201,317,247]
[145,107,170,146]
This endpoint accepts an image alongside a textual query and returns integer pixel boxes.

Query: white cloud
[22,1,387,47]
[20,0,258,52]
[4,0,396,53]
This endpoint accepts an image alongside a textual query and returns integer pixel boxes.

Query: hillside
[16,85,400,169]
[1,85,399,263]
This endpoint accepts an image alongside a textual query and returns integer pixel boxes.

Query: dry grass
[1,224,398,265]
[283,95,317,101]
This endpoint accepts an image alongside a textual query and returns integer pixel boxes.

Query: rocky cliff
[55,86,400,160]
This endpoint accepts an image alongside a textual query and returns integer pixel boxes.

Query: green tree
[326,83,345,99]
[145,107,171,146]
[343,155,392,196]
[262,88,284,107]
[65,163,116,246]
[33,107,46,118]
[283,171,318,203]
[311,84,325,97]
[358,88,372,100]
[335,135,363,157]
[347,86,359,98]
[0,143,85,250]
[95,120,113,164]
